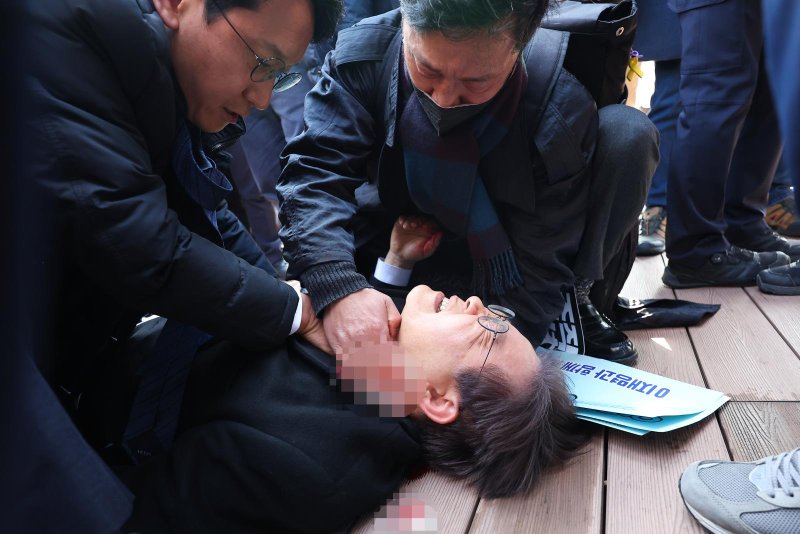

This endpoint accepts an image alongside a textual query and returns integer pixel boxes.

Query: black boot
[578,303,638,364]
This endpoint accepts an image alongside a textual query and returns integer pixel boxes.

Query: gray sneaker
[679,448,800,534]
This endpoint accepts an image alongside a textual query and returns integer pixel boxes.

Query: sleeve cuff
[299,261,371,314]
[289,284,303,335]
[373,257,412,287]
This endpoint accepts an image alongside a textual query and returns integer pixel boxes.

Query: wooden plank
[621,254,708,386]
[620,253,671,299]
[675,287,800,400]
[719,401,800,461]
[744,286,800,357]
[609,256,731,533]
[606,416,729,534]
[349,470,478,534]
[469,430,604,534]
[619,253,709,385]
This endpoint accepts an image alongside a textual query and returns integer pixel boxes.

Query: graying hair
[399,0,553,50]
[417,353,589,498]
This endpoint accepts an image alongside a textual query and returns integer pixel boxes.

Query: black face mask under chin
[413,87,491,136]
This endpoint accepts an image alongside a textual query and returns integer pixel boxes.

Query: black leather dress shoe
[578,303,638,364]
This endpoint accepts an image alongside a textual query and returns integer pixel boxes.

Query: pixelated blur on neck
[336,337,426,417]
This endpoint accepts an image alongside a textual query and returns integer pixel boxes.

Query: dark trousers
[577,105,658,313]
[576,105,658,281]
[666,0,782,267]
[228,47,319,264]
[646,59,681,209]
[763,0,800,207]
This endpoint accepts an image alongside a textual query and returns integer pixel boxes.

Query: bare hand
[323,288,401,355]
[386,215,442,269]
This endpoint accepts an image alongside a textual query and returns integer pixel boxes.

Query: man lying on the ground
[116,284,586,533]
[26,0,341,457]
[277,0,659,365]
[84,217,586,532]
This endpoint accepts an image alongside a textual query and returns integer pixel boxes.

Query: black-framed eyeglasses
[211,0,303,92]
[476,304,515,375]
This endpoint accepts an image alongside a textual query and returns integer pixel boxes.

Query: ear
[153,0,183,31]
[418,384,459,425]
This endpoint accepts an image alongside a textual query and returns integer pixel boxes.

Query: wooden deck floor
[351,251,800,534]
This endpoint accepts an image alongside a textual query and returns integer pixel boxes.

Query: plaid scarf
[399,55,526,297]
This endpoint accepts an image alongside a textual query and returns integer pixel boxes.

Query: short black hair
[400,0,552,50]
[417,354,589,498]
[205,0,343,43]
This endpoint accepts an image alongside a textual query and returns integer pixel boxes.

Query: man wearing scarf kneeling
[277,0,658,364]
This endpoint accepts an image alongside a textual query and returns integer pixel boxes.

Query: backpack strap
[334,9,403,144]
[521,28,570,154]
[523,29,594,182]
[334,10,401,64]
[336,15,585,181]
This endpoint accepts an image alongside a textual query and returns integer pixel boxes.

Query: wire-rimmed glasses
[210,0,303,92]
[476,304,515,374]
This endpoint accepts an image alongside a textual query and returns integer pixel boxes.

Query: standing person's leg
[663,0,789,287]
[639,59,681,256]
[763,0,800,202]
[229,109,286,266]
[680,3,800,510]
[645,60,680,209]
[756,0,800,295]
[768,155,792,204]
[270,46,319,142]
[765,155,800,237]
[234,46,320,276]
[724,59,795,260]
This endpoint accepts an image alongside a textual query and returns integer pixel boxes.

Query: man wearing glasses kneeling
[26,0,343,500]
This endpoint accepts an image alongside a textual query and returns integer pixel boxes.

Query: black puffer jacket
[26,0,298,390]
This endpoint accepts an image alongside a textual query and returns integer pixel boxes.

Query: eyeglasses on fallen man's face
[477,304,515,374]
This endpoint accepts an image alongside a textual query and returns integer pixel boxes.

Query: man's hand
[386,215,442,269]
[323,288,401,355]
